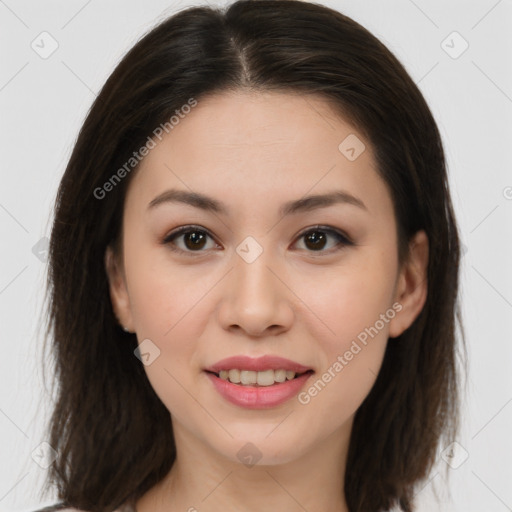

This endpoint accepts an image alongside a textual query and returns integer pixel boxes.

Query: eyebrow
[147,188,368,216]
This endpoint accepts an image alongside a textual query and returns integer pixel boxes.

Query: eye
[162,224,353,256]
[292,225,353,253]
[162,225,220,254]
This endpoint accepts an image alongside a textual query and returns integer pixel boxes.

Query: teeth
[257,369,275,386]
[240,370,257,385]
[217,369,301,386]
[228,369,241,383]
[274,369,286,383]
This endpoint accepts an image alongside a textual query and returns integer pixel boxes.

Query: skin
[105,90,429,512]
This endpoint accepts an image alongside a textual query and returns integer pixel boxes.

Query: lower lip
[204,371,314,409]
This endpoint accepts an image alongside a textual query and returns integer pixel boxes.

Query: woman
[36,0,464,511]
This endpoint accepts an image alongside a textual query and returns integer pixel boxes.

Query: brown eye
[163,226,218,254]
[294,226,352,253]
[304,231,328,250]
[182,231,207,250]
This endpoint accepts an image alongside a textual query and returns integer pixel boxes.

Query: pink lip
[205,371,314,409]
[205,355,312,373]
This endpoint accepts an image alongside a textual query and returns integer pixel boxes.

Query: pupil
[305,231,326,250]
[185,231,206,250]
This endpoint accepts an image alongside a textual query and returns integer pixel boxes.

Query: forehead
[126,90,390,219]
[158,90,361,154]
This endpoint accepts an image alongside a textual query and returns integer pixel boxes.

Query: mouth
[204,369,315,387]
[204,368,315,409]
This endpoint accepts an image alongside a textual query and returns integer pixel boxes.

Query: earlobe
[104,245,135,332]
[388,230,429,339]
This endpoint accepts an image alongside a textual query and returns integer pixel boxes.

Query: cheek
[122,248,212,406]
[294,339,386,453]
[296,281,391,431]
[292,251,397,351]
[124,244,214,338]
[128,281,206,426]
[291,249,395,409]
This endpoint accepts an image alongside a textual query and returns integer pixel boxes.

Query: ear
[388,230,429,338]
[105,245,135,333]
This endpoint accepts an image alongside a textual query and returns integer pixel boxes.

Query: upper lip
[204,355,313,374]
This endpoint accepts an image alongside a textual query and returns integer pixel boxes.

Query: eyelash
[161,224,354,257]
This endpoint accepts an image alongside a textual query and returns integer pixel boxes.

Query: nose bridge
[217,235,293,335]
[233,237,278,304]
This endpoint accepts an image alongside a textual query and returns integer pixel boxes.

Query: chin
[205,429,309,468]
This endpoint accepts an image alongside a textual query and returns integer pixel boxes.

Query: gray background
[1,0,511,510]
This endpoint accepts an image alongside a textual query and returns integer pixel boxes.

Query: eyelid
[162,224,216,242]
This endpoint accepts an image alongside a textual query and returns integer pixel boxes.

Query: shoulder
[32,504,134,512]
[31,507,80,512]
[31,507,87,512]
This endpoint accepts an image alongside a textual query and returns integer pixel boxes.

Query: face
[106,90,428,466]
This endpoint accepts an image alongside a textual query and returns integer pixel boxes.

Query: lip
[204,355,313,373]
[205,370,314,409]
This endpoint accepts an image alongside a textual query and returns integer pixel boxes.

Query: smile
[204,369,315,409]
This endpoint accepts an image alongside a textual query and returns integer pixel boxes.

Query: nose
[216,246,294,337]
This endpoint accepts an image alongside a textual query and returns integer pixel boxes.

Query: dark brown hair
[41,1,465,511]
